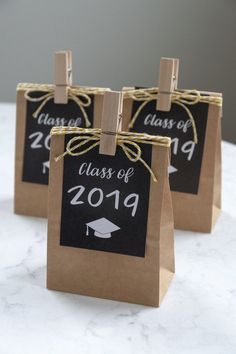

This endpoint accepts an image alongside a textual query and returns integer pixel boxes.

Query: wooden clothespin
[156,57,179,111]
[54,50,72,104]
[99,91,123,156]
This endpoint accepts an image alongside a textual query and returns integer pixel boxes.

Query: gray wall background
[0,0,235,142]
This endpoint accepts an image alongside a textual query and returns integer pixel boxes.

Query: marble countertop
[0,103,236,354]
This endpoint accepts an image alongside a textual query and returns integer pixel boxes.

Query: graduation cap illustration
[86,217,120,239]
[42,160,50,174]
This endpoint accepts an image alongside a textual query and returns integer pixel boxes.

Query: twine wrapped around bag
[51,127,171,182]
[123,88,223,144]
[17,83,110,128]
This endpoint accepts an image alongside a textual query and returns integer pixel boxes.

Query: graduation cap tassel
[86,225,89,236]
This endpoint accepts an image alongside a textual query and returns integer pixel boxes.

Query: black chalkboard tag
[22,92,94,185]
[130,91,208,194]
[60,139,152,257]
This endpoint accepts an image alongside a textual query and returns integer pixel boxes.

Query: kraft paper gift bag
[47,126,174,307]
[14,83,109,218]
[122,86,223,233]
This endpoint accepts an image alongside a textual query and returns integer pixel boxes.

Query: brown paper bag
[47,127,174,307]
[122,88,223,233]
[14,83,108,218]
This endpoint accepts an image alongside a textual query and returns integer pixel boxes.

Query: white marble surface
[0,103,236,354]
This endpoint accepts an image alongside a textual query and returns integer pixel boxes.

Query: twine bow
[124,88,222,145]
[52,127,171,182]
[24,88,92,127]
